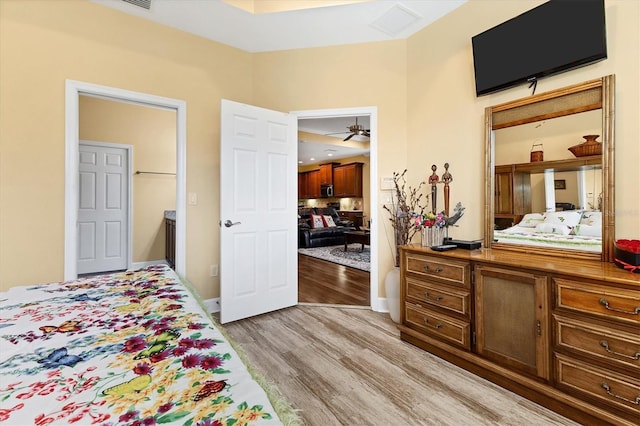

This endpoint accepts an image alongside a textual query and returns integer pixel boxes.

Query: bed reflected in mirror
[484,76,615,262]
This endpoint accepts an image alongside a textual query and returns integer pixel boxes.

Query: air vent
[122,0,151,10]
[370,3,422,37]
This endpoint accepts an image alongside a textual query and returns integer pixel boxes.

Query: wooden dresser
[399,245,639,426]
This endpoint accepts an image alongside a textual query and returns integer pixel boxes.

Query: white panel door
[220,100,297,323]
[77,142,129,274]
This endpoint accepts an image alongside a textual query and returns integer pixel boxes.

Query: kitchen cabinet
[319,163,336,185]
[298,169,320,199]
[333,162,363,197]
[398,246,640,426]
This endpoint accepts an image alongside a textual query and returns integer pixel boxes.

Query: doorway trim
[292,106,380,312]
[78,140,133,274]
[65,80,187,280]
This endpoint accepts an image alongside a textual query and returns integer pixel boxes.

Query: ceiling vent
[122,0,151,10]
[370,3,422,37]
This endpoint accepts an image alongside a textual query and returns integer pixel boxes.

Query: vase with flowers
[382,170,427,323]
[414,202,466,247]
[383,169,427,267]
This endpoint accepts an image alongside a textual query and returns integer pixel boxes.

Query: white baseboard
[377,297,389,313]
[130,260,168,270]
[204,298,220,313]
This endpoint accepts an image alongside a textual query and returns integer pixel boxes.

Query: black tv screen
[472,0,607,96]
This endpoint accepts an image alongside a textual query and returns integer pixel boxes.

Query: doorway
[294,107,378,309]
[64,80,187,280]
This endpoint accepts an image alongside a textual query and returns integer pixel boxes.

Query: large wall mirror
[484,75,615,262]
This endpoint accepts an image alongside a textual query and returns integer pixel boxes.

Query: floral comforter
[0,265,280,426]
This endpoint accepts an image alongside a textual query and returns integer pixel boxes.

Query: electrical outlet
[210,265,218,277]
[188,192,198,205]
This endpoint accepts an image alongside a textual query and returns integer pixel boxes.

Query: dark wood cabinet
[333,162,363,197]
[299,162,363,199]
[165,217,175,269]
[306,170,320,198]
[338,210,364,228]
[494,164,530,228]
[298,169,320,199]
[319,163,335,185]
[298,172,306,199]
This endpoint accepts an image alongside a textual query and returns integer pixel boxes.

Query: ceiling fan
[326,117,370,141]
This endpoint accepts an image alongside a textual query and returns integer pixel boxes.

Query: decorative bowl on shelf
[568,135,602,157]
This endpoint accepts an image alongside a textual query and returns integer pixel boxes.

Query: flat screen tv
[472,0,607,96]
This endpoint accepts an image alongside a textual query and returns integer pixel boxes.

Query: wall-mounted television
[472,0,607,97]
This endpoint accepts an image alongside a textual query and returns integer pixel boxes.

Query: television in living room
[472,0,607,97]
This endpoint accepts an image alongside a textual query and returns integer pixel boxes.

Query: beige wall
[0,0,253,295]
[406,0,639,244]
[79,96,176,263]
[254,40,409,282]
[1,0,638,300]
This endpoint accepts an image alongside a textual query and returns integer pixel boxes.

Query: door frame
[292,106,380,311]
[64,80,187,280]
[78,140,133,273]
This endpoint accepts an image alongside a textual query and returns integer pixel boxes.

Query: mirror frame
[484,75,615,262]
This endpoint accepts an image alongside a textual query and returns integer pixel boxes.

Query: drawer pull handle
[423,318,443,329]
[423,265,443,273]
[598,298,640,315]
[599,340,640,360]
[600,382,640,405]
[424,291,443,302]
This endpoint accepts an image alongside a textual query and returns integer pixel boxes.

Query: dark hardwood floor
[298,254,369,306]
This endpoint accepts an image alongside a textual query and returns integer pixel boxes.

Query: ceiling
[298,116,370,165]
[91,0,466,53]
[91,0,466,165]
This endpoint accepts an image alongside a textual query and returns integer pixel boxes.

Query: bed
[493,210,602,252]
[0,265,299,425]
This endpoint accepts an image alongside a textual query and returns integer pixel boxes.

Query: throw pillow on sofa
[310,214,325,228]
[323,215,337,227]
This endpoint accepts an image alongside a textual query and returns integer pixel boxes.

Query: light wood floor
[222,305,578,426]
[298,254,369,306]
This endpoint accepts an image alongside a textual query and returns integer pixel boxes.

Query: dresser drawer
[555,353,640,417]
[554,315,640,371]
[406,277,470,317]
[405,253,470,288]
[555,278,640,324]
[404,302,470,349]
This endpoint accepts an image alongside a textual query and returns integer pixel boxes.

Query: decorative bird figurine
[445,202,465,227]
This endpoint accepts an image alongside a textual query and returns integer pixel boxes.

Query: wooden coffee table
[344,230,370,252]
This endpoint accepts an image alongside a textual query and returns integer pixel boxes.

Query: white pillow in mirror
[543,210,582,228]
[535,222,572,235]
[573,224,602,238]
[580,211,602,227]
[518,213,545,228]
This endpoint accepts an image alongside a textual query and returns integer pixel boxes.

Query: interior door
[77,142,129,274]
[220,100,298,323]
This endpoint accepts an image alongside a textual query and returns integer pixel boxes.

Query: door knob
[224,220,241,228]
